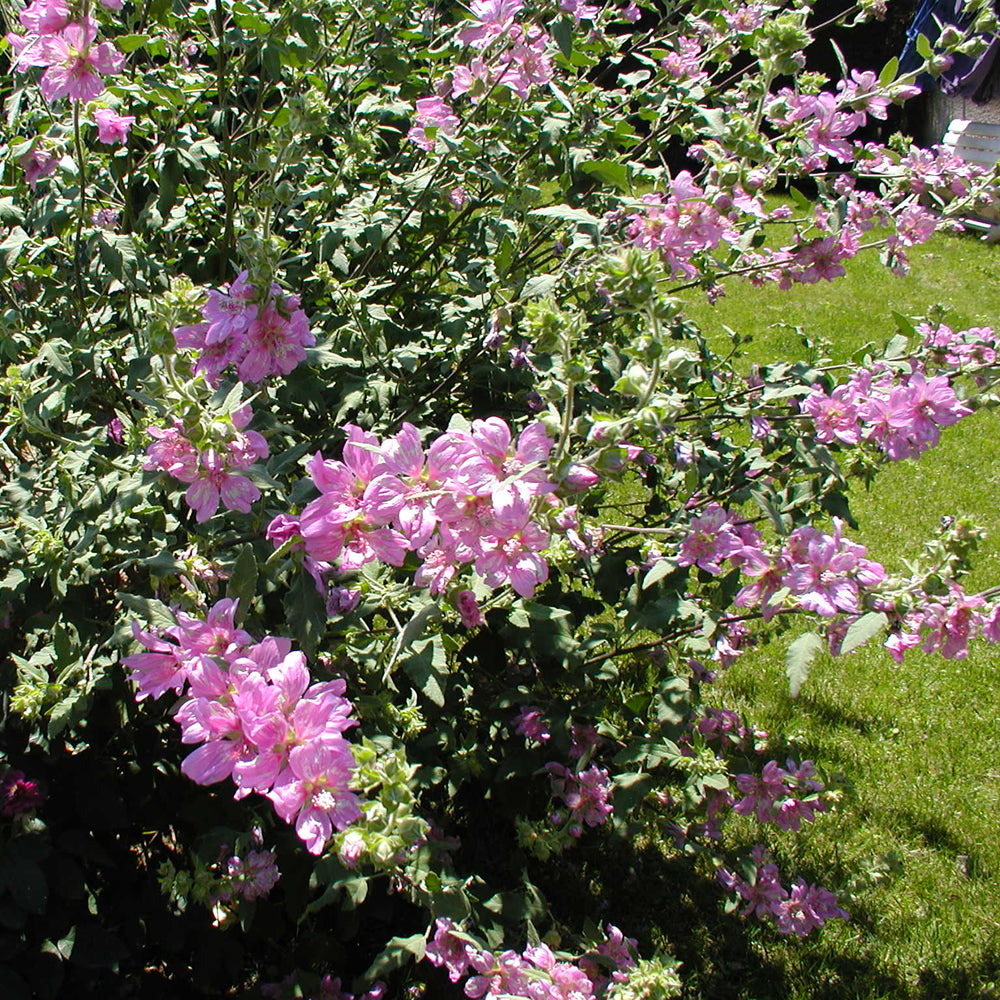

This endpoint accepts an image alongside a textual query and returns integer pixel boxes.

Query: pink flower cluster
[919,322,999,369]
[898,144,990,200]
[677,502,762,575]
[123,599,362,855]
[272,418,560,600]
[9,0,124,103]
[719,846,848,936]
[173,270,315,385]
[886,583,1000,663]
[451,0,555,101]
[546,762,614,835]
[694,707,749,749]
[800,364,973,461]
[143,404,268,522]
[625,172,737,279]
[736,518,886,620]
[424,918,636,998]
[732,759,827,833]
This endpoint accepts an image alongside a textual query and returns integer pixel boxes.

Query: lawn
[656,227,1000,999]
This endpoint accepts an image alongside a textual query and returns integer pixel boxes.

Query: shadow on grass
[531,831,1000,1000]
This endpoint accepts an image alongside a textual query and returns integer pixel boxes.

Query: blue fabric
[898,0,1000,102]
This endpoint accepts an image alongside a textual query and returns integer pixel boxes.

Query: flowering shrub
[3,0,1000,996]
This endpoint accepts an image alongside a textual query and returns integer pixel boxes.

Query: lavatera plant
[2,0,1000,996]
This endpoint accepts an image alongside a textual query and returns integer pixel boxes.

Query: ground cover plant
[3,0,1000,997]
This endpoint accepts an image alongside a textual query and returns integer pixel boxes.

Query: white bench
[942,118,1000,170]
[941,118,1000,239]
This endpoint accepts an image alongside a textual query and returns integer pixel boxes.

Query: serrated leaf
[551,15,573,59]
[785,631,825,698]
[840,611,888,655]
[97,232,138,284]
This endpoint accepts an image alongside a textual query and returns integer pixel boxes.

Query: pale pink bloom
[185,450,261,522]
[19,144,58,189]
[18,0,70,34]
[407,96,459,151]
[450,57,492,102]
[36,21,125,103]
[92,107,135,144]
[457,0,524,48]
[801,383,862,445]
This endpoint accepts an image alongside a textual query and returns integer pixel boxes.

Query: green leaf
[651,676,690,734]
[0,226,29,273]
[878,56,899,87]
[916,32,932,60]
[611,771,653,822]
[529,205,601,227]
[115,33,150,52]
[579,159,630,191]
[787,186,812,212]
[840,611,888,656]
[521,273,559,298]
[700,107,727,138]
[226,544,258,616]
[116,593,176,632]
[401,637,447,707]
[642,558,677,590]
[363,933,425,982]
[284,572,327,659]
[785,631,825,698]
[551,15,573,59]
[9,861,47,915]
[97,232,138,284]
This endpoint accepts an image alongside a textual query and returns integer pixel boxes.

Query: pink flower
[19,143,58,189]
[0,770,45,817]
[267,742,362,855]
[35,21,125,103]
[457,0,524,48]
[407,96,459,151]
[92,107,135,144]
[18,0,70,35]
[455,589,484,627]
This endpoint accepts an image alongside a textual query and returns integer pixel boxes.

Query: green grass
[660,230,1000,999]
